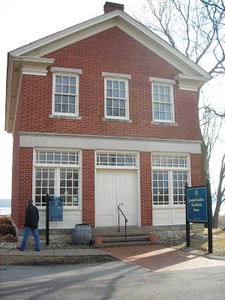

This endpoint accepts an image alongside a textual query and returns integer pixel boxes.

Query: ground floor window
[34,150,80,207]
[152,154,189,206]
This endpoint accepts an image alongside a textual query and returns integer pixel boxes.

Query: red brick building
[5,2,210,233]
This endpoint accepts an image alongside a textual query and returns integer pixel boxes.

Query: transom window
[34,150,80,207]
[103,74,130,120]
[36,151,79,165]
[152,154,189,206]
[151,81,175,123]
[52,68,82,117]
[152,155,187,168]
[97,153,137,168]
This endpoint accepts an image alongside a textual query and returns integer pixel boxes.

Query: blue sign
[187,186,208,223]
[49,197,63,221]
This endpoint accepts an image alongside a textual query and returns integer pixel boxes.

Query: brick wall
[190,154,204,186]
[12,26,203,229]
[82,150,95,226]
[18,27,201,141]
[140,152,152,226]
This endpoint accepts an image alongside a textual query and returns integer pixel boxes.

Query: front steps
[92,226,155,248]
[18,225,186,248]
[92,232,153,248]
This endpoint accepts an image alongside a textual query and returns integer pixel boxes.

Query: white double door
[95,169,139,227]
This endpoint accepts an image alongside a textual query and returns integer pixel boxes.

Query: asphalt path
[1,261,225,300]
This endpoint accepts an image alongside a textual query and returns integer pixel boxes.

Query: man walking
[17,200,41,251]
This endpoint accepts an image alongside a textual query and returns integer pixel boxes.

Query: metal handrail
[117,204,128,243]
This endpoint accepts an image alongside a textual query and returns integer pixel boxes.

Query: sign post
[46,194,49,246]
[46,195,63,246]
[185,184,190,247]
[207,180,213,253]
[186,181,213,253]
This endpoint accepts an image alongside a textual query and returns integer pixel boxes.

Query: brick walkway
[102,245,225,272]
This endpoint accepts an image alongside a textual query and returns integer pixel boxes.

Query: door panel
[96,169,138,227]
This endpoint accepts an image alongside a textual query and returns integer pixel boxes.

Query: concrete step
[95,235,149,243]
[92,232,153,248]
[94,240,153,248]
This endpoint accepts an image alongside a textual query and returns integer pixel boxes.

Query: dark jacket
[24,203,39,229]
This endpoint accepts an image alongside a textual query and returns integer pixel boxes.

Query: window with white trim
[151,81,175,123]
[96,153,137,168]
[152,154,189,206]
[52,68,82,117]
[104,75,130,120]
[34,150,80,207]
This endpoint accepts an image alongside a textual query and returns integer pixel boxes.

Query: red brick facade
[140,153,152,226]
[18,28,201,141]
[82,150,95,227]
[7,5,208,230]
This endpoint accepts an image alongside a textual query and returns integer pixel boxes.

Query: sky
[0,0,224,202]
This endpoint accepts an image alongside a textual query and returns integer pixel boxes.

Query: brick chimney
[104,2,124,13]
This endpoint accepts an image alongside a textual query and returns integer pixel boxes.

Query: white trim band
[19,133,202,154]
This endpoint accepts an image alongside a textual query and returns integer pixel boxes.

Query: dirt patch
[0,254,117,266]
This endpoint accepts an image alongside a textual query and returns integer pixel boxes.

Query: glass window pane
[120,109,125,117]
[70,77,76,85]
[63,85,69,93]
[69,96,75,104]
[69,105,75,113]
[62,95,68,104]
[107,80,112,88]
[55,85,61,93]
[120,81,125,89]
[113,108,119,116]
[107,108,112,116]
[70,86,76,94]
[55,76,62,84]
[113,81,119,89]
[63,76,69,84]
[120,100,125,108]
[62,105,68,113]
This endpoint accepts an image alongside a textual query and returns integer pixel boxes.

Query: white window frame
[103,72,131,121]
[96,151,138,169]
[33,149,82,208]
[152,153,190,208]
[150,77,175,124]
[51,67,82,118]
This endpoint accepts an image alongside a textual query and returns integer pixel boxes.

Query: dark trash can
[74,224,92,245]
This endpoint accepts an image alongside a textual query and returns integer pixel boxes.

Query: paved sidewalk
[101,245,225,272]
[1,245,225,271]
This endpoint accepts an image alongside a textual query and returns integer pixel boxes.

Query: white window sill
[102,118,132,123]
[151,121,178,126]
[49,114,82,120]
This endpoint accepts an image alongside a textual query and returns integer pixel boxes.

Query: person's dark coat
[24,203,39,229]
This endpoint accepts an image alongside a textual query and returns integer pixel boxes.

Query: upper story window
[103,72,131,120]
[150,77,175,123]
[51,67,82,117]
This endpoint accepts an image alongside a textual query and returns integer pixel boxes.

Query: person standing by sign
[16,200,41,251]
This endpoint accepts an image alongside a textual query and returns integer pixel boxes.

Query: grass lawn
[176,228,225,256]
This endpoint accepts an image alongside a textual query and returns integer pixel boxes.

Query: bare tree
[199,89,225,227]
[199,93,223,182]
[142,0,225,75]
[213,153,225,227]
[200,0,225,13]
[139,0,225,226]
